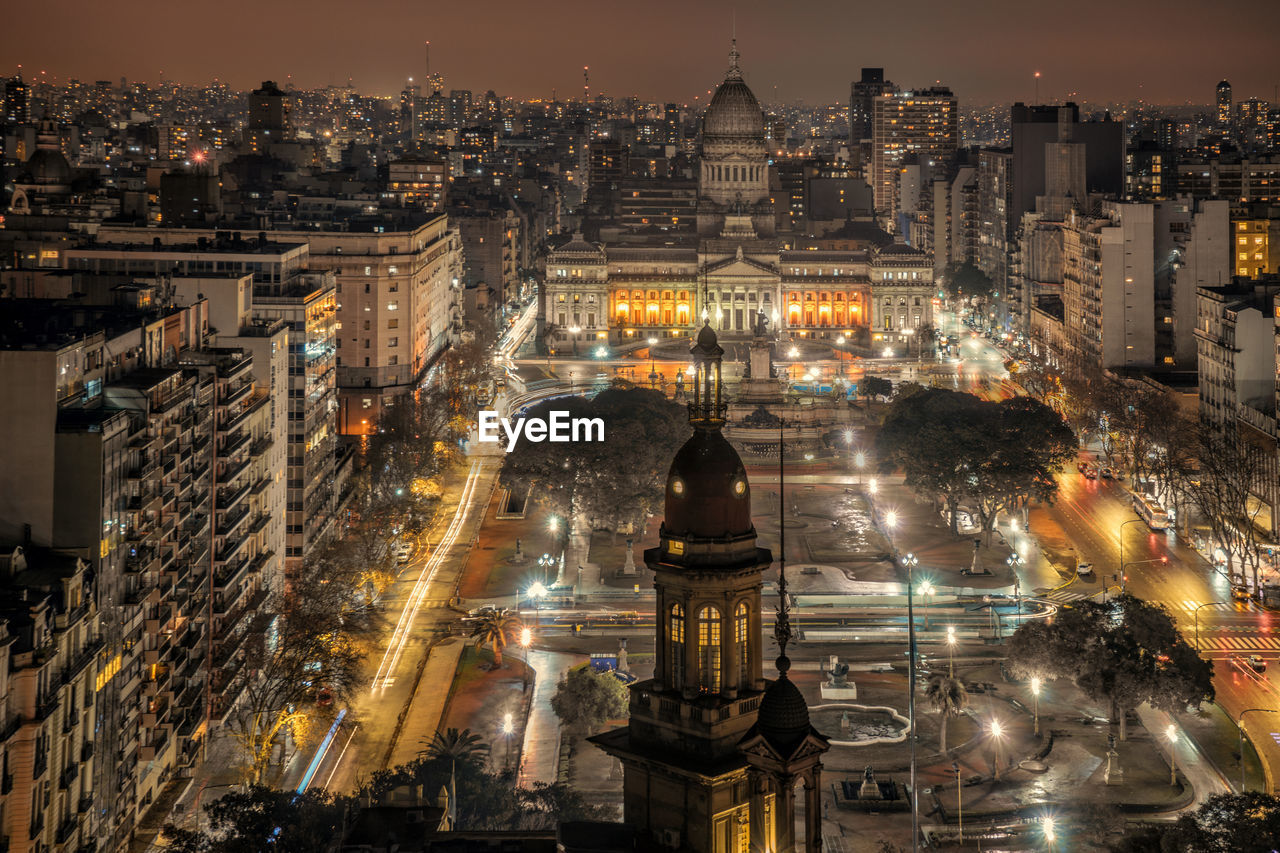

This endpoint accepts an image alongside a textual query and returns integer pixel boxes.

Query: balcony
[215,532,249,567]
[59,762,77,790]
[81,741,93,762]
[55,815,75,844]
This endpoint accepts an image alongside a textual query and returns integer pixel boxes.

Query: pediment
[704,256,778,278]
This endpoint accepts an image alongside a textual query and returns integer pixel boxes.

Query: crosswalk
[1195,635,1280,652]
[1039,591,1241,615]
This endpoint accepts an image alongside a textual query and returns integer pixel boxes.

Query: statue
[827,661,850,688]
[858,766,882,800]
[753,308,770,338]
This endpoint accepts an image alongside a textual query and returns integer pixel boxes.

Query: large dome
[757,672,811,752]
[702,43,765,140]
[663,428,752,540]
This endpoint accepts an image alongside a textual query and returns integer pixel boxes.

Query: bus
[1133,495,1170,531]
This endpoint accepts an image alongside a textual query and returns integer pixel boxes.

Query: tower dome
[702,42,765,140]
[756,668,811,752]
[663,427,752,539]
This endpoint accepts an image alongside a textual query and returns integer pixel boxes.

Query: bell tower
[592,324,772,853]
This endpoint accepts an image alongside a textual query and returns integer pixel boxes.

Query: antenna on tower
[425,41,431,78]
[583,65,589,103]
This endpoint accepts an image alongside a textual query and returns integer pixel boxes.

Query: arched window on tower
[670,603,685,687]
[698,605,722,692]
[735,602,749,684]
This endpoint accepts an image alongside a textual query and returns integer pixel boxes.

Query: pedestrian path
[1039,590,1233,615]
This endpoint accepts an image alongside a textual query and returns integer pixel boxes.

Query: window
[387,302,399,311]
[362,398,373,408]
[388,319,399,329]
[388,337,399,346]
[364,266,372,276]
[698,606,721,692]
[388,265,398,274]
[670,604,685,686]
[735,602,749,684]
[389,355,398,365]
[363,339,370,349]
[364,283,371,294]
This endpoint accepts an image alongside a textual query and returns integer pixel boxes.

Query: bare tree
[1188,425,1270,590]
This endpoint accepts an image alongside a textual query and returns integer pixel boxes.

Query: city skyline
[4,0,1280,105]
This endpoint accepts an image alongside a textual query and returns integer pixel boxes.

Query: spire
[727,39,743,81]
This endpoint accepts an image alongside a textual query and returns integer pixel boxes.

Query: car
[1076,460,1089,473]
[1100,467,1113,479]
[1083,466,1098,480]
[1077,562,1095,577]
[467,605,507,619]
[1232,586,1251,601]
[1247,654,1267,672]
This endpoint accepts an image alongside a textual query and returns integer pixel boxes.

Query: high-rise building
[848,67,895,143]
[2,75,29,125]
[1232,212,1280,278]
[870,87,958,224]
[243,80,290,153]
[1010,103,1124,227]
[1216,79,1233,132]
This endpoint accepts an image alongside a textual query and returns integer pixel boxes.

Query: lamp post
[647,337,659,387]
[502,712,515,774]
[989,719,1006,781]
[946,626,956,676]
[528,581,547,628]
[1165,724,1179,786]
[1236,708,1275,792]
[1030,676,1042,737]
[1192,600,1230,651]
[1042,816,1057,848]
[919,580,934,630]
[855,451,866,485]
[1117,518,1145,592]
[952,760,963,843]
[520,626,533,691]
[887,519,919,853]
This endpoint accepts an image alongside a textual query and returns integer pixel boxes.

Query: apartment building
[870,88,957,224]
[61,237,348,573]
[0,547,98,853]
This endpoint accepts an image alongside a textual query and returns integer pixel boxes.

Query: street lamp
[919,580,935,629]
[946,626,957,676]
[1236,708,1275,791]
[502,712,515,773]
[528,581,547,628]
[647,337,659,387]
[1165,724,1179,786]
[1030,677,1042,737]
[868,476,878,495]
[520,626,533,691]
[899,544,920,851]
[952,760,963,843]
[1192,600,1231,651]
[885,510,898,530]
[1116,518,1145,592]
[989,718,1006,780]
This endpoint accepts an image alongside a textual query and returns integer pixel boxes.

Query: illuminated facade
[540,44,935,353]
[870,88,958,223]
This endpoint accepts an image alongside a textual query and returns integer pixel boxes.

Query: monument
[724,310,849,457]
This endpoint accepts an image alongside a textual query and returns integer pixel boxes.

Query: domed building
[538,40,936,358]
[696,42,774,238]
[592,325,828,853]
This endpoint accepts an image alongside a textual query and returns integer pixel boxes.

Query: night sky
[6,0,1279,104]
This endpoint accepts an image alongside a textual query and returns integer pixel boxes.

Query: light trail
[297,708,347,793]
[371,458,487,691]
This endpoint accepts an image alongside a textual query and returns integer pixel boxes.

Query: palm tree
[469,612,523,667]
[421,727,490,766]
[925,672,969,754]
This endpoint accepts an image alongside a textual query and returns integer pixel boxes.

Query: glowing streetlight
[882,346,894,358]
[868,477,878,495]
[946,625,957,676]
[547,516,559,533]
[989,719,1006,780]
[885,510,898,529]
[836,335,846,345]
[1030,676,1042,736]
[788,346,800,358]
[1166,724,1179,786]
[520,626,533,690]
[919,580,935,629]
[1042,816,1056,845]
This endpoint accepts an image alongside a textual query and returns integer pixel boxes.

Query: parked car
[1077,562,1095,577]
[1100,467,1114,479]
[1247,654,1267,672]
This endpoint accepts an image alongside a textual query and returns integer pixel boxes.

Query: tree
[1111,792,1280,853]
[860,376,893,405]
[941,261,995,303]
[550,664,628,731]
[875,389,1074,539]
[1007,595,1214,740]
[1187,424,1269,590]
[223,546,377,785]
[924,673,968,753]
[162,786,353,853]
[354,385,457,528]
[421,727,491,766]
[469,612,524,668]
[498,388,690,535]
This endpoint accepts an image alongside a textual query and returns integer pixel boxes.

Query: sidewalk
[388,637,466,769]
[517,648,581,787]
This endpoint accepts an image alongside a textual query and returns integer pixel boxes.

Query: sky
[5,0,1280,105]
